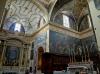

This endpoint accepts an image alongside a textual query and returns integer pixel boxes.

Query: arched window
[9,22,25,33]
[53,13,76,30]
[14,23,21,32]
[63,14,70,28]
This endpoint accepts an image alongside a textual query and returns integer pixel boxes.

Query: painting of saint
[4,46,20,66]
[7,47,18,60]
[94,0,100,10]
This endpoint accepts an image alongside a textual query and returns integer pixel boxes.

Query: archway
[37,47,44,70]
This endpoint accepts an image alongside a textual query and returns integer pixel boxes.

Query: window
[14,23,21,32]
[9,22,25,33]
[94,0,100,10]
[63,15,70,28]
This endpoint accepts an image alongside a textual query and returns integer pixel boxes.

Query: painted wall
[49,30,80,55]
[34,32,47,51]
[49,30,98,56]
[34,31,47,66]
[81,35,98,55]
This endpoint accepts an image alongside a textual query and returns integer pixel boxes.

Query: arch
[78,13,90,31]
[32,0,49,23]
[50,0,73,21]
[77,7,90,31]
[53,11,76,30]
[6,37,24,44]
[53,11,76,22]
[37,47,44,70]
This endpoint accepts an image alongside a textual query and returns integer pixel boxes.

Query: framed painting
[6,46,20,60]
[4,46,20,66]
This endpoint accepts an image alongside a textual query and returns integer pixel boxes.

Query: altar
[66,62,96,74]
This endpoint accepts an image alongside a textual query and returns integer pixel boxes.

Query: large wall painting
[94,0,100,10]
[49,31,98,57]
[81,35,98,55]
[3,46,20,66]
[49,30,80,55]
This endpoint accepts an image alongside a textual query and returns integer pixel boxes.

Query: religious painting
[81,35,98,55]
[3,46,20,66]
[49,30,80,55]
[94,0,100,10]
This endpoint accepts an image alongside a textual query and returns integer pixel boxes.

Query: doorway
[37,47,44,70]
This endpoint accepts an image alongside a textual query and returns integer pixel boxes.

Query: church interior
[0,0,100,74]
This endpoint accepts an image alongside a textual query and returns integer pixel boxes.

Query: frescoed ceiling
[37,0,56,8]
[2,0,88,35]
[3,0,47,35]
